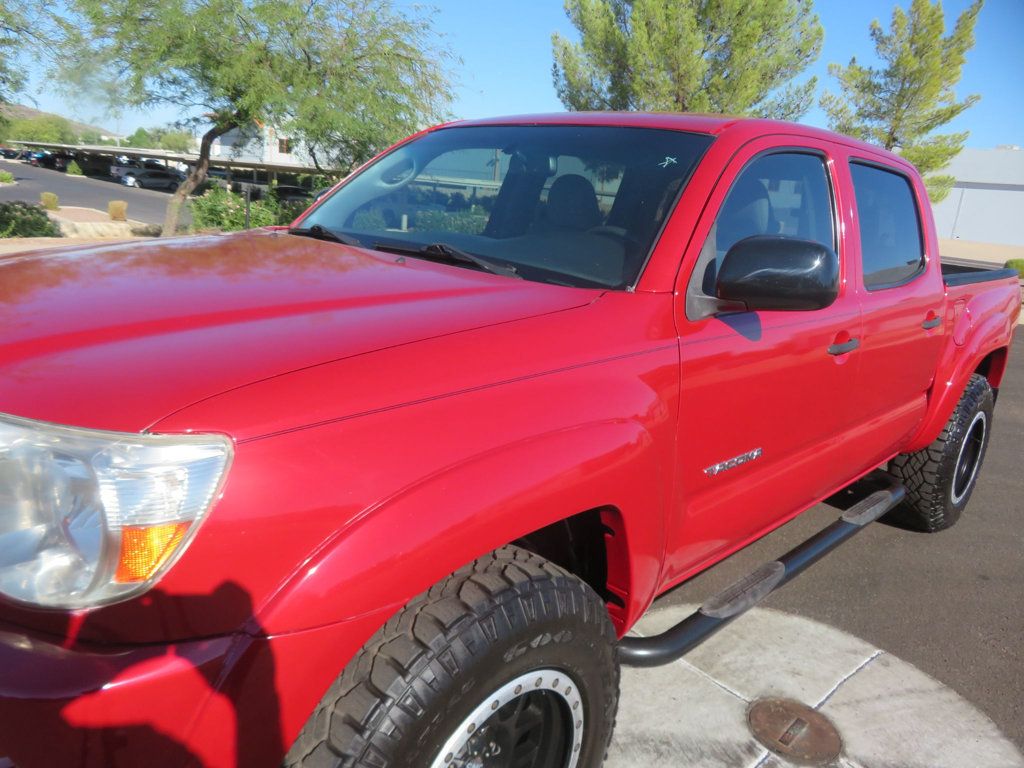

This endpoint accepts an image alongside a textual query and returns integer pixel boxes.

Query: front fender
[256,418,665,637]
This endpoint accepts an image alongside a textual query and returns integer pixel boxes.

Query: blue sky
[18,0,1024,148]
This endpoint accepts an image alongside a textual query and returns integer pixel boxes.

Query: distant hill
[0,104,118,138]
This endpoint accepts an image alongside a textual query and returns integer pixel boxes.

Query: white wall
[930,148,1024,247]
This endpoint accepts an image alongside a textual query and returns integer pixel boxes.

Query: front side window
[301,125,713,288]
[688,152,835,302]
[849,162,925,289]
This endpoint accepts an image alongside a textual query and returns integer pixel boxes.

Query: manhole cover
[747,698,842,765]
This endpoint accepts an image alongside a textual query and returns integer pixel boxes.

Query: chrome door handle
[827,338,860,356]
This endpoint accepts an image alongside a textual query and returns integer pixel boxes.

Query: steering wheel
[375,156,418,189]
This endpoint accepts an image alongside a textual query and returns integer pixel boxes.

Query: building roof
[5,141,335,175]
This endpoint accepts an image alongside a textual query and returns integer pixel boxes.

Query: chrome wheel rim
[951,410,986,505]
[429,668,584,768]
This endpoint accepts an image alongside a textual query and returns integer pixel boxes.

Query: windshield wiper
[373,241,521,280]
[288,224,362,247]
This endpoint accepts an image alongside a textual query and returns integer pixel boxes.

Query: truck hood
[0,230,594,432]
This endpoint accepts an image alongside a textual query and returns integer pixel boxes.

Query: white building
[931,147,1024,247]
[210,123,314,167]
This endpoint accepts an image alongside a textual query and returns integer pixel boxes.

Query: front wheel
[285,546,619,768]
[889,373,995,531]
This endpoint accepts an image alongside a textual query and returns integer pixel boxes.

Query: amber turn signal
[115,523,191,583]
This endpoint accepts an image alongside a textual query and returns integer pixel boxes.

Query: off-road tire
[889,373,994,532]
[284,545,619,768]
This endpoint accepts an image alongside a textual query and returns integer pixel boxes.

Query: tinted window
[690,152,834,297]
[302,125,714,288]
[850,162,924,289]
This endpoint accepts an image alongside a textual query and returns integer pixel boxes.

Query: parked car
[122,167,186,190]
[0,114,1019,768]
[111,158,171,179]
[273,184,314,202]
[36,152,75,171]
[25,150,48,166]
[0,147,21,159]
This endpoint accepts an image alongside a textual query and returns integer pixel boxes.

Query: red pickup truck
[0,114,1019,768]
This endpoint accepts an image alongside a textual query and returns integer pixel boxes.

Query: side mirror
[716,236,839,312]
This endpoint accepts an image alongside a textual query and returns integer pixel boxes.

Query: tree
[551,0,823,120]
[7,115,78,143]
[156,129,194,153]
[125,127,154,148]
[0,1,36,138]
[60,0,453,236]
[821,0,982,202]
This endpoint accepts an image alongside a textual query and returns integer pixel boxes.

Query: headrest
[546,174,602,231]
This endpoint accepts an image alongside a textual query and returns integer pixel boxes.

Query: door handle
[922,316,941,330]
[827,338,860,356]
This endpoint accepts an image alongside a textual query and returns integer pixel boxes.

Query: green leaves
[821,0,983,202]
[60,0,454,233]
[0,201,62,238]
[552,0,823,120]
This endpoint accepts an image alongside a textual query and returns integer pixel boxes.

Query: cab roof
[445,112,907,170]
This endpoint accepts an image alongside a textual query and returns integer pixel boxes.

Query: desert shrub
[108,200,128,221]
[0,201,62,237]
[0,170,14,184]
[1004,259,1024,279]
[275,198,310,226]
[40,192,59,210]
[190,186,277,231]
[66,160,84,176]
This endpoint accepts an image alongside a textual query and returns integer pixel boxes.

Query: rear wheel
[889,373,994,531]
[284,546,619,768]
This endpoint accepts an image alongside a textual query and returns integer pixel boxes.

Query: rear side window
[850,162,924,289]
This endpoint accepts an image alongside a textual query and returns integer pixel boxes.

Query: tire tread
[284,546,617,768]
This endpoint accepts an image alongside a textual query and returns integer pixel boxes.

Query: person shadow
[0,581,284,768]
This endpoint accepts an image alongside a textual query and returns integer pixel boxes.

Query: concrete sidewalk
[0,235,141,257]
[609,604,1024,768]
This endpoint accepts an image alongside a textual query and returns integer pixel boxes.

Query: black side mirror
[716,235,839,312]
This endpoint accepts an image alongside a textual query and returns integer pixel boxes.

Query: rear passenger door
[665,140,866,582]
[847,160,945,453]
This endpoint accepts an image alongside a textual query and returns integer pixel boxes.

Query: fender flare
[255,419,666,637]
[905,310,1012,452]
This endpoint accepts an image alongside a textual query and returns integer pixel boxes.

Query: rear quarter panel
[905,276,1020,451]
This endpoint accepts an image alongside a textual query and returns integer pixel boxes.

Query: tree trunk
[161,121,238,237]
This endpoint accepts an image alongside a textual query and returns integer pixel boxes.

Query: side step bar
[618,477,906,667]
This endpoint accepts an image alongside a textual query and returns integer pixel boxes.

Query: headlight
[0,413,232,609]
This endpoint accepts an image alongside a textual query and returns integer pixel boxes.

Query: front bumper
[0,605,394,768]
[0,621,235,768]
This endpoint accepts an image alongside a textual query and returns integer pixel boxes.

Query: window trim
[848,158,927,292]
[685,146,841,319]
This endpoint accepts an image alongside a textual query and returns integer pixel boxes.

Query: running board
[617,477,906,668]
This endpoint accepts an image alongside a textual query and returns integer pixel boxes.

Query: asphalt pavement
[657,332,1024,749]
[0,160,184,226]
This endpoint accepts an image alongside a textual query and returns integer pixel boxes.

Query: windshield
[300,125,713,288]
